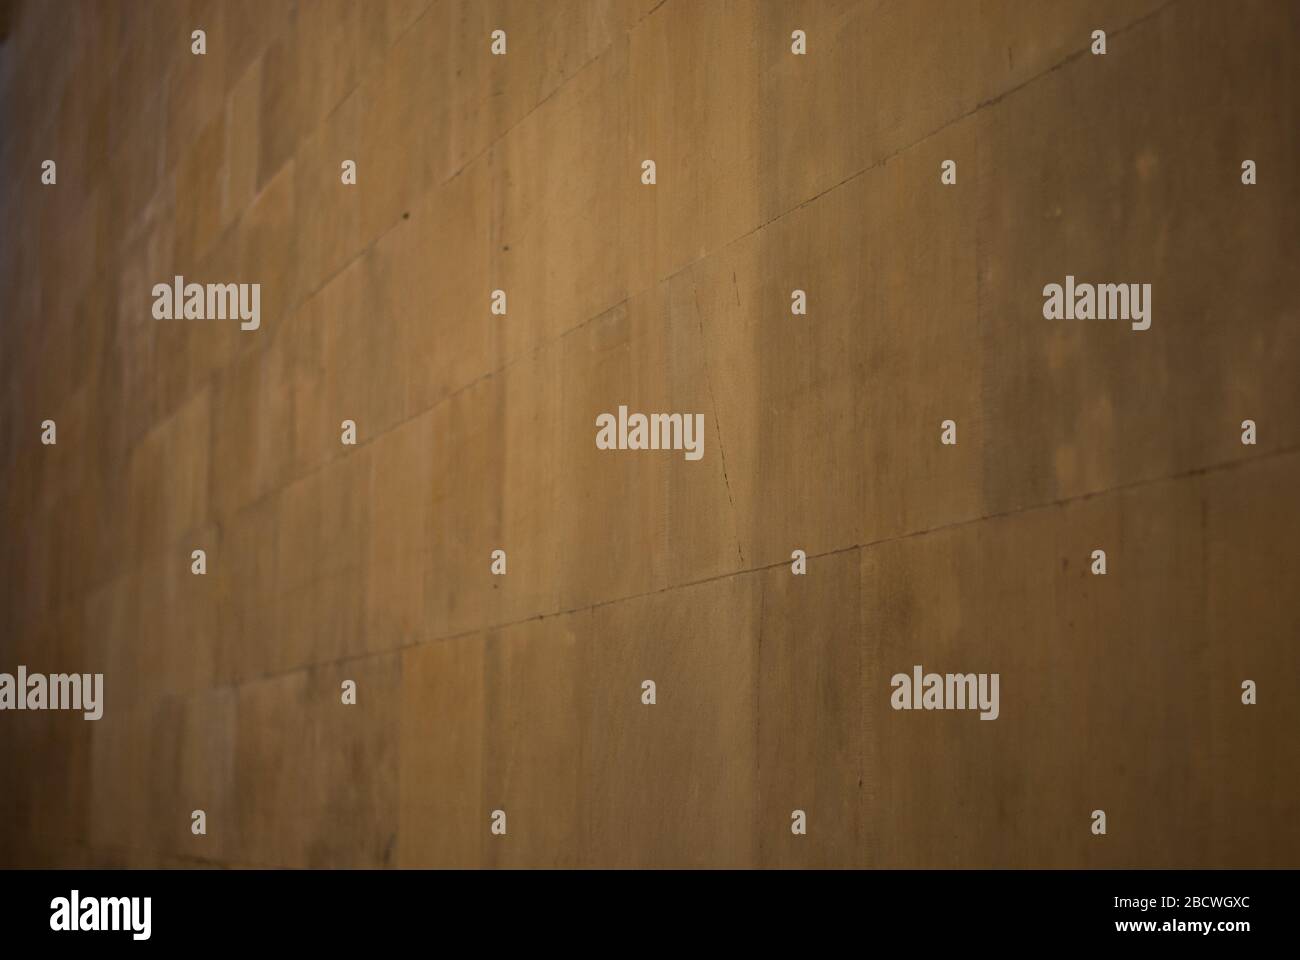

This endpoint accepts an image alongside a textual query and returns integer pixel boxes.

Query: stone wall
[0,0,1296,867]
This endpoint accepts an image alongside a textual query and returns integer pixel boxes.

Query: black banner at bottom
[0,868,1287,947]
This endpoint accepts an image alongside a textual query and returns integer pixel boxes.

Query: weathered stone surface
[0,0,1295,868]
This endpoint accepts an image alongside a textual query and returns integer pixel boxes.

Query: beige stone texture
[0,0,1296,868]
